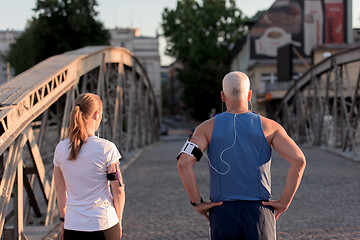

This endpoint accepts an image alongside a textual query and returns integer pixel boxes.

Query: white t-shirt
[53,136,121,231]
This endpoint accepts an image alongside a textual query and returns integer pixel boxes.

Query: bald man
[177,71,306,239]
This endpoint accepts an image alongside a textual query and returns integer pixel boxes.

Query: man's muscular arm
[262,118,306,220]
[177,120,222,221]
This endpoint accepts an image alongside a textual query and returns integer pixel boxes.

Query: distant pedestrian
[209,108,216,118]
[53,93,125,240]
[177,71,306,239]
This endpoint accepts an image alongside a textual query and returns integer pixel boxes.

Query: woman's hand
[119,222,123,239]
[59,222,64,240]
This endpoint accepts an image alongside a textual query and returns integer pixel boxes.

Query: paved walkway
[121,131,360,240]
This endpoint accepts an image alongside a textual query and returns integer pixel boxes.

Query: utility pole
[6,62,10,81]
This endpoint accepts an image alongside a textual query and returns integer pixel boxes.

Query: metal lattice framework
[276,46,360,157]
[0,46,160,239]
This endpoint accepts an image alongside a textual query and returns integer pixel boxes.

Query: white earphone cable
[190,114,237,175]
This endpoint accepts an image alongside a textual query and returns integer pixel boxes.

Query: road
[121,131,360,239]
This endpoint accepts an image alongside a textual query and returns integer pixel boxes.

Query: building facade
[0,30,22,84]
[110,28,162,116]
[230,0,357,117]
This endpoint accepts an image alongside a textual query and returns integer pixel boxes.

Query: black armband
[106,165,124,187]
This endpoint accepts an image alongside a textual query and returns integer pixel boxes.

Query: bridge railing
[0,46,160,239]
[275,46,360,158]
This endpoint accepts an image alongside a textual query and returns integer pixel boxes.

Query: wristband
[59,217,64,222]
[190,197,204,206]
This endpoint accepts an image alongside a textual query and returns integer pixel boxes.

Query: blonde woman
[53,93,125,240]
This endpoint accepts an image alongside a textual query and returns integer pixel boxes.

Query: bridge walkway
[42,124,360,240]
[121,127,360,239]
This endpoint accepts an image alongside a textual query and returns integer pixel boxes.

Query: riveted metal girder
[276,46,360,157]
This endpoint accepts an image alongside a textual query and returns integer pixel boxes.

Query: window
[260,73,295,92]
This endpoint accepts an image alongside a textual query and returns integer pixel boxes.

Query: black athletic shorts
[63,222,120,240]
[209,200,275,240]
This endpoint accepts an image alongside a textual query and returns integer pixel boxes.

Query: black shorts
[209,200,275,240]
[64,222,120,240]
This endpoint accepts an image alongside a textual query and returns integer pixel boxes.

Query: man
[177,71,306,239]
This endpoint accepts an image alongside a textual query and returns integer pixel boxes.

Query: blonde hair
[222,71,250,99]
[68,93,102,160]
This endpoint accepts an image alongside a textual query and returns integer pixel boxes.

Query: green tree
[6,0,110,75]
[162,0,247,120]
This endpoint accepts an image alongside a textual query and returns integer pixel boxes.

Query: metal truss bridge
[276,46,360,159]
[0,46,160,239]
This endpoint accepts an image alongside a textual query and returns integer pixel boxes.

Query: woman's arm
[54,166,66,218]
[54,166,66,239]
[107,162,125,223]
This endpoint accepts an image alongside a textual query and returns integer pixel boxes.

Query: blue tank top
[207,112,272,202]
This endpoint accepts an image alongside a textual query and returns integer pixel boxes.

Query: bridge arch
[276,46,360,158]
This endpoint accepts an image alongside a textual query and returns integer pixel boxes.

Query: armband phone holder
[176,139,203,161]
[106,167,124,186]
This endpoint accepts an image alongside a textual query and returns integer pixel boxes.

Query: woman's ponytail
[67,93,102,160]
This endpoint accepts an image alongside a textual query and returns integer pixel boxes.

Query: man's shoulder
[198,117,215,130]
[259,114,276,123]
[259,115,282,131]
[193,117,215,140]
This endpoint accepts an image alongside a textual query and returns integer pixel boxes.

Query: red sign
[324,0,344,43]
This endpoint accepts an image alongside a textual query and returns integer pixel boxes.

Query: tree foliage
[162,0,247,120]
[6,0,110,75]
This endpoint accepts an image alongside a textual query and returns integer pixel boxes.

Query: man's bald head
[222,71,250,99]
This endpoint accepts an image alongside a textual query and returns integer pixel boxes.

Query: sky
[1,0,359,65]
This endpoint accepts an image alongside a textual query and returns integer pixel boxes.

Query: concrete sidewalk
[121,132,360,239]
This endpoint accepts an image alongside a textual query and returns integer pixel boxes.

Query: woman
[53,93,125,240]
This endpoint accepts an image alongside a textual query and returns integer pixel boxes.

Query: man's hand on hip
[262,200,288,220]
[194,201,223,221]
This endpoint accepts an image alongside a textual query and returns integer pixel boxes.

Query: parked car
[160,124,168,135]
